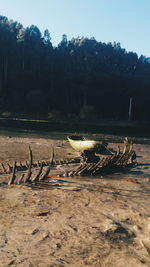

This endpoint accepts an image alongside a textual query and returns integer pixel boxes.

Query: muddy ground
[0,134,150,267]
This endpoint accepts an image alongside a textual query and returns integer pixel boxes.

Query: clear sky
[1,0,150,57]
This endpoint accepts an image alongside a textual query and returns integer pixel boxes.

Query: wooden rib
[24,166,32,183]
[8,161,17,185]
[6,163,12,174]
[32,164,44,182]
[28,146,33,166]
[67,163,86,176]
[19,161,23,169]
[39,165,51,181]
[37,161,40,167]
[92,158,110,174]
[25,161,29,168]
[51,147,55,166]
[1,163,6,173]
[32,162,38,168]
[46,161,50,166]
[39,147,54,180]
[18,173,25,184]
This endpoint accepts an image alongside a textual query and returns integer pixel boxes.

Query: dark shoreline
[0,117,150,140]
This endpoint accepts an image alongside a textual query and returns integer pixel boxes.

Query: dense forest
[0,15,150,121]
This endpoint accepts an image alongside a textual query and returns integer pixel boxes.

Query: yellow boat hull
[67,136,100,152]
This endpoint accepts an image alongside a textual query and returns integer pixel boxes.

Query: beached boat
[67,135,106,152]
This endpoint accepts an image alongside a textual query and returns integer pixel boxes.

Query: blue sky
[1,0,150,57]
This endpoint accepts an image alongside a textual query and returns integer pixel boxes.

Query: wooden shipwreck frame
[0,137,136,186]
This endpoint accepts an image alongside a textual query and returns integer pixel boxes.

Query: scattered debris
[34,211,50,216]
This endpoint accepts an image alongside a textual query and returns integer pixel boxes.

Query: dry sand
[0,134,150,267]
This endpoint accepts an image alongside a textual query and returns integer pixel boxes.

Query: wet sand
[0,135,150,267]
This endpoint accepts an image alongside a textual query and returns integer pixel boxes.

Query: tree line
[0,15,150,121]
